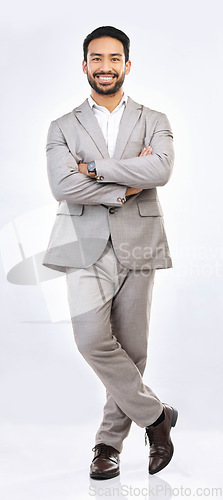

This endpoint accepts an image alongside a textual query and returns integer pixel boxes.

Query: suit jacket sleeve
[95,113,174,189]
[46,121,127,206]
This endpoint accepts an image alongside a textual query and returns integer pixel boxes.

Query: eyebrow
[89,53,123,57]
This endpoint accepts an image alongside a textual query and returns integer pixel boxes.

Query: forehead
[87,37,125,57]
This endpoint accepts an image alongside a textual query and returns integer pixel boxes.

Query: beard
[86,71,126,95]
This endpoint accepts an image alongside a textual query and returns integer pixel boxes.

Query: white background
[0,0,223,498]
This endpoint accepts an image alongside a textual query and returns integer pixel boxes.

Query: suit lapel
[73,97,143,160]
[114,97,143,159]
[73,99,110,159]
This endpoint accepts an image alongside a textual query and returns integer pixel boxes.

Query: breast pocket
[56,202,84,216]
[137,201,163,217]
[136,200,165,251]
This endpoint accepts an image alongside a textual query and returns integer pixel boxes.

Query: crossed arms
[46,112,174,206]
[78,146,153,198]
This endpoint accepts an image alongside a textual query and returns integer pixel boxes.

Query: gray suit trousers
[66,241,163,452]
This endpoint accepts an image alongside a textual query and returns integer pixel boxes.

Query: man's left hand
[78,163,96,177]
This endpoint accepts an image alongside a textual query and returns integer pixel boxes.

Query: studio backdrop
[0,0,222,450]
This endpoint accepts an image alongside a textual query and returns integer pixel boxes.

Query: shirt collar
[88,93,128,112]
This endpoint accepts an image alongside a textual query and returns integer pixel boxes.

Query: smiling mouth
[95,74,117,84]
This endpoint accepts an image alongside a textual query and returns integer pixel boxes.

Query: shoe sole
[90,471,120,480]
[149,406,178,475]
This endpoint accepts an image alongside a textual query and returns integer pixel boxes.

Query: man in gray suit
[43,26,178,479]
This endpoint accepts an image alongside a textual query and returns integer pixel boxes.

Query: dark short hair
[83,26,130,62]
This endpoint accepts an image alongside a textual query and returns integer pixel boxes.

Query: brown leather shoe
[90,443,120,480]
[146,404,178,475]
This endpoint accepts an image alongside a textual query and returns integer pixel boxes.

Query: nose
[99,58,112,73]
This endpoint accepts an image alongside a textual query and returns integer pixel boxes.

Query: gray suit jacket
[42,97,174,272]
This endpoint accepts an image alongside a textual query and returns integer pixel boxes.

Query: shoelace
[92,443,109,457]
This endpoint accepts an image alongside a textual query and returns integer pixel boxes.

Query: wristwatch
[87,160,97,177]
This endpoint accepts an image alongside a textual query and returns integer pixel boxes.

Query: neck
[90,88,124,112]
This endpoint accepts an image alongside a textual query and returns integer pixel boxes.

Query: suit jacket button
[100,176,104,180]
[117,197,122,202]
[109,208,115,214]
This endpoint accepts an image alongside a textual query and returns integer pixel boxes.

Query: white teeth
[97,76,113,81]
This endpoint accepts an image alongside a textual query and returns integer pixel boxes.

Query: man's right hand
[125,146,153,197]
[125,186,142,196]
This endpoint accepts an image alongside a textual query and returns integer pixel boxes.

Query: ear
[82,60,87,74]
[125,60,131,75]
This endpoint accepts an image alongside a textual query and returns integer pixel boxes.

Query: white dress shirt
[88,94,128,158]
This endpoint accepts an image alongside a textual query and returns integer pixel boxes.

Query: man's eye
[93,58,100,61]
[112,58,119,62]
